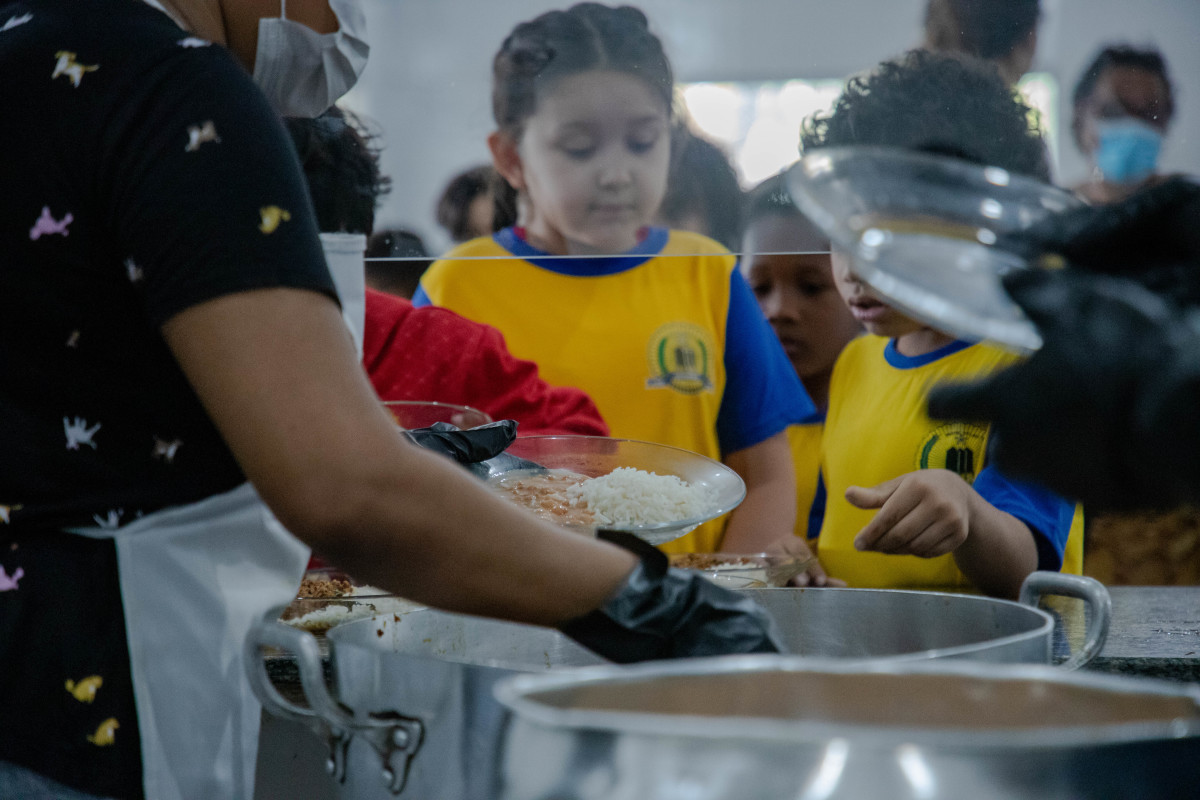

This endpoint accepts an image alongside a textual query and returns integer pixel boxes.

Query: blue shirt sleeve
[411,284,432,307]
[973,465,1075,571]
[716,267,817,455]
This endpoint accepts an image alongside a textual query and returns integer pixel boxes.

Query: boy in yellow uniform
[801,50,1083,598]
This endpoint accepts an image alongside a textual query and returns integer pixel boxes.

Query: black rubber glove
[402,420,518,464]
[559,531,787,663]
[1002,176,1200,307]
[928,268,1200,511]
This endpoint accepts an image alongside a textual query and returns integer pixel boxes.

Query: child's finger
[903,524,962,558]
[852,483,924,550]
[844,475,906,510]
[858,513,936,554]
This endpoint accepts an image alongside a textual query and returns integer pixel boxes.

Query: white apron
[320,232,368,358]
[71,482,309,800]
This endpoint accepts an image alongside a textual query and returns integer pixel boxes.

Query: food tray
[669,552,813,587]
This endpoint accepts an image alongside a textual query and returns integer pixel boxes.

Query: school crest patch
[645,321,715,395]
[917,422,988,483]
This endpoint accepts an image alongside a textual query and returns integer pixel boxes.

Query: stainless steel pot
[247,572,1110,798]
[494,657,1200,800]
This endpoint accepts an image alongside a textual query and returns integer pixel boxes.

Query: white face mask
[254,0,370,119]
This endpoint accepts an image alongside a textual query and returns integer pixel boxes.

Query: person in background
[284,110,612,436]
[415,3,819,568]
[655,122,746,252]
[922,0,1040,86]
[436,163,515,243]
[0,3,782,798]
[365,227,432,299]
[739,173,861,572]
[798,50,1082,598]
[1071,44,1178,205]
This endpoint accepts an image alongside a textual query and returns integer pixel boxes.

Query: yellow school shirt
[787,423,823,541]
[416,227,814,552]
[819,335,1083,589]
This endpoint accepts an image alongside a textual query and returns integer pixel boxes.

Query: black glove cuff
[403,419,518,464]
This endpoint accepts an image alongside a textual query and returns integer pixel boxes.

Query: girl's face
[741,216,860,381]
[492,70,671,255]
[831,248,924,339]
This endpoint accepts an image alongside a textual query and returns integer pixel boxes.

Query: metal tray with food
[280,568,423,636]
[669,552,814,588]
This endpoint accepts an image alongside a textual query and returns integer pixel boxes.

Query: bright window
[679,73,1060,189]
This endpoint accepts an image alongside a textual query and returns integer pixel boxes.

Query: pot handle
[244,606,356,730]
[244,608,427,794]
[1019,572,1112,670]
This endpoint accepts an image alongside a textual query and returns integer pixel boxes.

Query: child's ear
[488,131,526,191]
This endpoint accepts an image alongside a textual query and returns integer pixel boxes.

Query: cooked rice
[565,467,714,527]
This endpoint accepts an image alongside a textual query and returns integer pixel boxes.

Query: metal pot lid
[785,146,1084,354]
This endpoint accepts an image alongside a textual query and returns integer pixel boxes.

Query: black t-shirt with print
[0,0,337,533]
[0,1,336,796]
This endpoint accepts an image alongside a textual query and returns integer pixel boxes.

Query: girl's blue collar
[883,337,973,368]
[493,226,670,275]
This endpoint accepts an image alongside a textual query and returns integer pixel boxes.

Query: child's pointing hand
[846,470,974,558]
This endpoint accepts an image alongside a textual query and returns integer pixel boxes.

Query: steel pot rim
[494,654,1200,750]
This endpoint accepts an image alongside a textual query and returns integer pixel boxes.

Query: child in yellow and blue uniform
[799,50,1084,598]
[739,173,863,581]
[416,3,815,559]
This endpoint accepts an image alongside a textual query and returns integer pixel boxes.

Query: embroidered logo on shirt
[29,206,73,240]
[259,206,291,234]
[125,258,144,283]
[65,676,103,703]
[645,321,716,395]
[64,416,101,450]
[1,12,32,32]
[0,565,24,591]
[0,504,21,524]
[917,422,988,484]
[178,37,210,48]
[87,718,119,747]
[52,51,99,88]
[185,120,221,152]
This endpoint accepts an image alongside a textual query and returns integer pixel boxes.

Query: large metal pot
[495,656,1200,799]
[247,572,1109,799]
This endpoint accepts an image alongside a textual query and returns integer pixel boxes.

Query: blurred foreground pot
[495,657,1200,800]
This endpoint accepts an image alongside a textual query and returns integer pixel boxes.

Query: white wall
[346,0,1199,256]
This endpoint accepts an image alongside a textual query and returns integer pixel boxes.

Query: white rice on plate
[565,467,714,527]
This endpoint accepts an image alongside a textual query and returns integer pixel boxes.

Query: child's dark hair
[800,49,1050,182]
[924,0,1039,62]
[492,3,673,137]
[435,164,515,242]
[490,3,673,219]
[658,125,744,250]
[1071,44,1175,146]
[284,107,392,235]
[744,172,830,250]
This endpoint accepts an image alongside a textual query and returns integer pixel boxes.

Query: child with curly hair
[800,50,1082,597]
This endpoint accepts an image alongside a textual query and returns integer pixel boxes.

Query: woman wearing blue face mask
[1071,44,1177,205]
